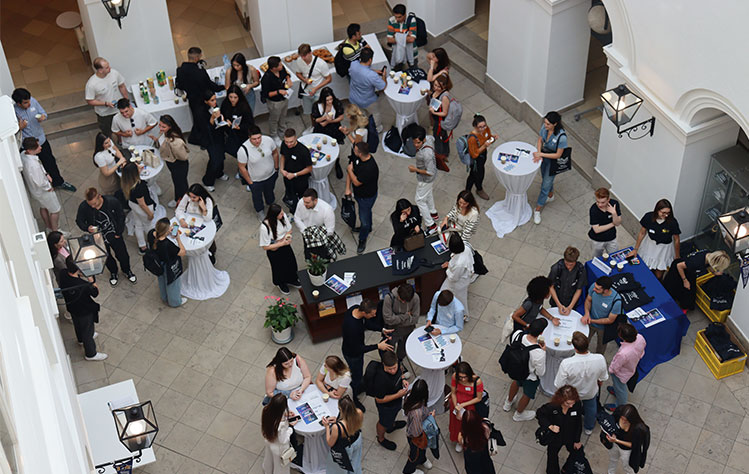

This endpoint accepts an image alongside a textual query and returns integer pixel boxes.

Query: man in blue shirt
[348,47,386,133]
[426,290,464,335]
[12,88,76,192]
[581,276,622,354]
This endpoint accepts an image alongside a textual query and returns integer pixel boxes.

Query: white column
[77,0,177,80]
[486,0,590,115]
[247,0,333,56]
[0,42,14,97]
[387,0,474,37]
[730,278,749,344]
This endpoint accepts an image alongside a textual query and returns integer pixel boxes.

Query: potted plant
[264,296,300,344]
[306,254,329,287]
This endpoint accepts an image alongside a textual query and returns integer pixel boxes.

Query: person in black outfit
[311,87,346,179]
[605,404,650,473]
[459,410,495,474]
[662,249,730,310]
[390,198,422,249]
[548,246,586,315]
[75,187,135,287]
[346,142,379,254]
[260,56,292,142]
[341,299,394,412]
[220,84,254,158]
[59,257,107,361]
[373,350,408,451]
[588,187,622,258]
[536,384,583,474]
[175,46,223,146]
[279,128,313,213]
[198,90,229,190]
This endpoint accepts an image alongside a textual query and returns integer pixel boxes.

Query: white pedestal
[247,0,333,56]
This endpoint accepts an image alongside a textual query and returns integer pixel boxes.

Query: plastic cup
[326,155,331,161]
[316,143,322,150]
[311,158,317,165]
[617,262,625,270]
[609,259,617,267]
[35,114,42,120]
[554,337,560,347]
[331,139,337,146]
[389,71,395,78]
[407,80,414,87]
[240,83,247,89]
[501,157,507,164]
[322,393,329,402]
[449,334,456,343]
[173,98,180,104]
[566,336,573,345]
[602,252,609,260]
[322,137,328,144]
[312,289,320,299]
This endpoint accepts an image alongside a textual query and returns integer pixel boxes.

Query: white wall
[248,0,333,56]
[0,42,14,97]
[399,0,475,37]
[78,0,177,81]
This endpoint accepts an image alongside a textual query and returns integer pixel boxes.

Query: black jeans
[96,113,115,138]
[343,353,364,399]
[105,235,131,274]
[166,160,189,201]
[72,312,97,357]
[283,175,309,213]
[202,143,226,186]
[546,441,577,474]
[403,436,427,473]
[39,140,64,187]
[466,153,487,192]
[249,172,278,212]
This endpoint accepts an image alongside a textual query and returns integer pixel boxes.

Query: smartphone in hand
[425,326,435,334]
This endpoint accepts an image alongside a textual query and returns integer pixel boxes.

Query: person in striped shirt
[341,23,369,62]
[386,4,418,68]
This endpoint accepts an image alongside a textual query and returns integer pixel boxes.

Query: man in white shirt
[237,125,279,220]
[554,331,609,435]
[295,188,336,259]
[295,43,332,124]
[20,137,62,232]
[85,57,129,138]
[503,318,548,422]
[112,99,157,147]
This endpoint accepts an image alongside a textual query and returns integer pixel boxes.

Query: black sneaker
[58,182,77,192]
[386,420,407,433]
[377,438,397,451]
[288,280,302,289]
[357,240,366,255]
[125,271,137,283]
[109,273,118,287]
[352,226,361,232]
[138,247,146,255]
[278,283,290,295]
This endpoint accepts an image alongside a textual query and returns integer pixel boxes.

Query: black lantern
[112,401,158,452]
[601,84,656,139]
[102,0,131,29]
[719,207,749,254]
[69,232,108,277]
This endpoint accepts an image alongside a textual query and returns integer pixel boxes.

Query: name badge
[464,386,471,391]
[356,160,360,165]
[648,229,655,233]
[602,302,608,308]
[571,411,577,416]
[291,155,297,160]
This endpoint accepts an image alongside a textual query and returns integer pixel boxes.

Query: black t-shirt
[685,250,708,273]
[260,68,289,102]
[640,212,681,244]
[147,231,180,263]
[341,307,380,357]
[373,364,403,409]
[352,156,379,198]
[548,260,586,307]
[588,199,621,242]
[129,181,155,207]
[280,142,312,174]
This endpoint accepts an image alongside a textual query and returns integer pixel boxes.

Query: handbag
[298,56,319,99]
[280,446,297,467]
[535,426,552,446]
[403,232,425,251]
[473,380,490,418]
[212,205,223,231]
[329,422,355,471]
[561,447,593,474]
[486,420,506,456]
[548,133,572,176]
[473,249,488,275]
[340,194,357,229]
[384,126,403,153]
[165,257,184,284]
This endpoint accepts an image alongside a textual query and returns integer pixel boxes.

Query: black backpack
[384,126,402,153]
[143,248,164,276]
[498,331,540,381]
[362,360,382,397]
[334,43,350,78]
[407,13,428,47]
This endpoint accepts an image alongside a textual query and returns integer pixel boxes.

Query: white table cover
[287,385,340,474]
[298,133,340,210]
[405,325,462,410]
[384,78,430,133]
[170,215,230,300]
[485,141,540,238]
[538,307,589,396]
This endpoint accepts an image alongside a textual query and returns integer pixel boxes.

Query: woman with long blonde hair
[315,355,352,399]
[147,218,186,307]
[340,104,370,160]
[323,395,364,473]
[121,162,165,253]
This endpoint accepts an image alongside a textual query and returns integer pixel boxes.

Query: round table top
[384,77,431,104]
[405,325,462,370]
[491,140,539,177]
[56,11,81,29]
[169,214,216,253]
[287,385,340,434]
[540,307,589,353]
[116,145,164,180]
[298,133,340,169]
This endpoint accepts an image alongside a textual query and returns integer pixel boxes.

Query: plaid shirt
[302,226,346,261]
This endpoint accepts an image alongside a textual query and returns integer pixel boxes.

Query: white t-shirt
[112,108,157,147]
[295,56,331,91]
[319,365,352,391]
[85,69,126,116]
[238,136,277,182]
[554,352,609,400]
[259,217,293,247]
[512,330,546,381]
[94,149,117,169]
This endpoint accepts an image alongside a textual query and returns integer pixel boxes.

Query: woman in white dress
[440,233,475,320]
[315,355,353,399]
[627,199,681,280]
[264,347,311,405]
[262,393,297,474]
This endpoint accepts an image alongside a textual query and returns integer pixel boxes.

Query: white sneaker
[546,194,555,203]
[180,297,188,306]
[167,200,177,208]
[85,352,108,361]
[218,174,229,181]
[413,470,424,474]
[421,459,432,469]
[503,398,514,412]
[205,185,215,192]
[402,370,411,379]
[533,210,542,224]
[455,443,463,453]
[513,409,536,422]
[584,428,593,436]
[235,172,240,179]
[245,185,251,192]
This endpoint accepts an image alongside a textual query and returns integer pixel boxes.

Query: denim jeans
[610,373,629,407]
[355,194,377,242]
[582,396,598,431]
[157,273,182,307]
[249,172,278,212]
[343,353,364,399]
[536,158,556,207]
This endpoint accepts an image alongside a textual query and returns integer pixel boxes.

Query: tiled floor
[37,62,749,474]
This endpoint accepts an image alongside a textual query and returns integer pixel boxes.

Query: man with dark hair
[75,187,135,287]
[175,46,224,145]
[85,57,129,137]
[13,88,76,192]
[20,137,62,232]
[341,23,369,62]
[387,3,418,68]
[279,128,312,213]
[341,299,394,412]
[582,275,622,354]
[238,125,278,220]
[555,331,608,435]
[548,246,586,315]
[373,350,408,450]
[59,256,107,361]
[409,125,438,233]
[504,318,548,421]
[261,56,293,144]
[294,188,335,236]
[382,283,420,376]
[346,141,379,254]
[589,187,622,258]
[426,289,464,335]
[111,98,157,147]
[349,47,387,133]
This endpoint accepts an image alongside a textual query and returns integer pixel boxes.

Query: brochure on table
[626,307,666,327]
[417,332,449,353]
[295,393,331,425]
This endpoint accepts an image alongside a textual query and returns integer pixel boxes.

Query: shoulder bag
[548,132,572,176]
[473,379,490,418]
[298,56,319,99]
[329,422,356,471]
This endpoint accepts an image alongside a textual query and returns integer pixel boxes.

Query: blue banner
[114,459,132,474]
